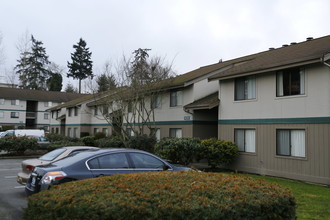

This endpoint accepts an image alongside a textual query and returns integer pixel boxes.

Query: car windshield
[39,148,67,161]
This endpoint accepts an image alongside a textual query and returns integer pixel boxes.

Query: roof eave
[209,58,321,81]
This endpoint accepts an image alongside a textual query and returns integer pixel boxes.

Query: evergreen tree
[67,38,93,93]
[64,82,78,93]
[47,62,63,91]
[96,61,117,92]
[15,35,51,90]
[96,73,117,92]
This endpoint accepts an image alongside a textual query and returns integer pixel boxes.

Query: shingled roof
[208,35,330,80]
[0,87,87,103]
[184,92,219,110]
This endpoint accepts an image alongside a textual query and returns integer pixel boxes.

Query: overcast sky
[0,0,329,91]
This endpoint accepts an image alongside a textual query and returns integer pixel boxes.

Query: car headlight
[41,171,67,185]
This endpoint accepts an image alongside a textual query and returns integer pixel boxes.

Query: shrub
[94,132,106,139]
[24,172,296,220]
[45,133,69,142]
[80,132,90,138]
[81,136,96,146]
[127,134,157,153]
[155,138,201,165]
[95,136,125,148]
[200,138,239,168]
[0,136,38,154]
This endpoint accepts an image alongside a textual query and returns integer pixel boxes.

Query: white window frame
[151,95,161,109]
[67,128,72,137]
[276,68,305,97]
[234,129,256,153]
[44,113,49,120]
[170,90,183,107]
[11,99,19,105]
[10,112,19,118]
[235,75,256,101]
[276,129,306,158]
[169,128,182,138]
[0,99,4,105]
[0,111,4,118]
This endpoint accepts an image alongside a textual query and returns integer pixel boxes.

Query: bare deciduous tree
[91,49,176,145]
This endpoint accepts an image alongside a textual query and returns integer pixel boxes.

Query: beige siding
[219,123,330,185]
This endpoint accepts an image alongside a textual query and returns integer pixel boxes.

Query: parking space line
[14,186,25,189]
[5,176,17,178]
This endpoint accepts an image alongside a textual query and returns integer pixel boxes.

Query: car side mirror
[163,164,170,171]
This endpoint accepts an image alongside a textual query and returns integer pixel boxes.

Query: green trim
[0,109,48,113]
[219,117,330,124]
[49,120,217,127]
[0,109,26,112]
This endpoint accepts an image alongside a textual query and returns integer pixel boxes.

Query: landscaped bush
[80,132,90,138]
[0,136,38,154]
[199,138,239,168]
[127,134,157,153]
[95,136,125,148]
[155,138,201,165]
[94,132,106,139]
[24,172,296,220]
[81,136,96,146]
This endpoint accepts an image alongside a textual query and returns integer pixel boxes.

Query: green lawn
[243,174,330,220]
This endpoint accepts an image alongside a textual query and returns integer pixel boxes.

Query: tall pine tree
[67,38,93,93]
[15,35,51,90]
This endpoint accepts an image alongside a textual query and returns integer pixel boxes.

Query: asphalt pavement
[0,158,29,220]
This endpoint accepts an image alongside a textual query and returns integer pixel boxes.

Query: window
[169,128,182,138]
[277,129,305,157]
[94,128,99,134]
[234,129,256,153]
[44,113,49,120]
[55,127,59,134]
[94,106,98,116]
[67,128,71,137]
[150,128,161,141]
[74,107,78,116]
[235,75,256,100]
[127,102,133,113]
[68,108,72,117]
[51,128,55,133]
[73,128,78,138]
[102,105,108,115]
[129,153,165,169]
[88,153,129,169]
[151,95,161,109]
[277,68,304,97]
[170,90,183,107]
[0,111,4,118]
[102,128,109,137]
[11,100,19,105]
[10,112,19,118]
[0,99,4,105]
[44,102,52,107]
[126,128,134,137]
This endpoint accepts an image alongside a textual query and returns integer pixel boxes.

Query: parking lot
[0,158,28,220]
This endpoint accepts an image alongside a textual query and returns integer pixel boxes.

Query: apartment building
[208,35,330,185]
[0,87,86,131]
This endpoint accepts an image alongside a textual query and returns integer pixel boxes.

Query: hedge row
[155,138,239,168]
[25,172,296,220]
[0,136,39,154]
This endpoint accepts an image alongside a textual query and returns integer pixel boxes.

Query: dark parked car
[25,148,191,195]
[17,146,98,185]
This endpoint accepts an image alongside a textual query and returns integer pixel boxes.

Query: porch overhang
[184,92,219,111]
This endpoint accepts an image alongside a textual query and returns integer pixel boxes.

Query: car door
[127,152,172,172]
[87,153,132,177]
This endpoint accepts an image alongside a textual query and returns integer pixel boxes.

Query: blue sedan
[25,148,191,196]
